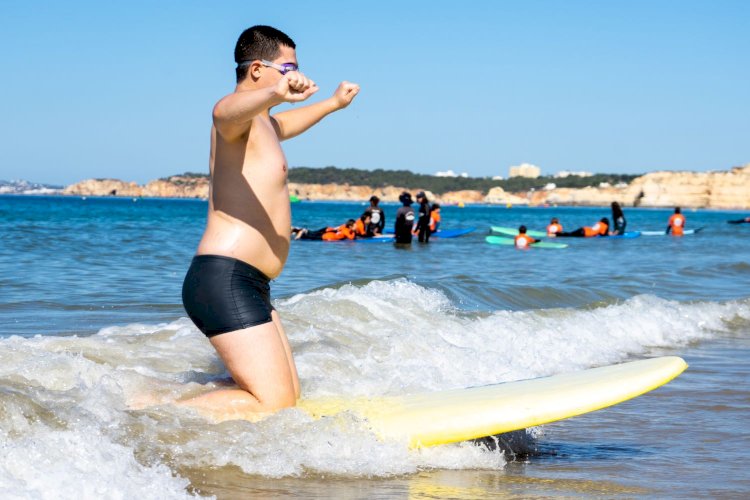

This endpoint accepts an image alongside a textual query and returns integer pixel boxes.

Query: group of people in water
[394,191,441,244]
[291,196,701,250]
[512,202,689,248]
[292,192,442,244]
[291,195,386,241]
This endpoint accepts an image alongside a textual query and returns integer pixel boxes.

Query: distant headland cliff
[61,164,750,209]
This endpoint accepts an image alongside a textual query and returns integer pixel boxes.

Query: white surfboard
[641,227,704,236]
[298,356,687,448]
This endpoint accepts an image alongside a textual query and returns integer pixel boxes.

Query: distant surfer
[292,220,357,241]
[514,225,539,248]
[546,217,562,237]
[354,211,373,238]
[728,216,750,224]
[429,203,441,233]
[367,196,385,235]
[610,202,627,235]
[394,192,415,244]
[556,217,610,237]
[180,25,360,415]
[414,191,432,243]
[666,207,686,236]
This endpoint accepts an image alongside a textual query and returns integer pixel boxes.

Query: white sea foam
[0,279,748,491]
[0,425,196,499]
[280,280,748,395]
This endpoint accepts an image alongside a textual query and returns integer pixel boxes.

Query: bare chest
[243,117,288,183]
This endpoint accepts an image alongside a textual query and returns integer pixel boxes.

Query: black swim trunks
[181,254,274,337]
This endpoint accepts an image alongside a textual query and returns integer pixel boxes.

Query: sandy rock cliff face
[441,190,486,204]
[623,165,750,209]
[287,183,418,202]
[63,176,209,198]
[484,187,528,205]
[62,164,749,208]
[542,186,632,206]
[288,183,452,203]
[62,179,143,197]
[142,177,209,198]
[709,165,750,209]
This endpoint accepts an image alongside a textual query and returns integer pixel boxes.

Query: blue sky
[1,0,748,185]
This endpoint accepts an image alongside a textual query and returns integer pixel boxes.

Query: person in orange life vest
[323,220,356,240]
[557,217,609,237]
[292,219,356,240]
[354,211,372,238]
[514,225,539,248]
[666,207,686,236]
[429,203,441,232]
[547,217,562,237]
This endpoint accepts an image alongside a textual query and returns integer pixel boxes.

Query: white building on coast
[554,170,593,178]
[435,169,469,178]
[509,163,541,178]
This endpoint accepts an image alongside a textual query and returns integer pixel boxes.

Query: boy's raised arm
[213,72,319,142]
[213,87,281,141]
[272,82,360,141]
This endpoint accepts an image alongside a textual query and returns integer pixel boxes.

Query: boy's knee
[259,390,297,411]
[235,380,296,411]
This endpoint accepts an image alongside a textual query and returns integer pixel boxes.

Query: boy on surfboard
[515,225,539,248]
[180,25,360,415]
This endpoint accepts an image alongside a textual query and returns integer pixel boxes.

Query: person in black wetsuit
[611,201,627,235]
[367,195,385,235]
[414,191,432,243]
[728,217,750,224]
[394,192,415,244]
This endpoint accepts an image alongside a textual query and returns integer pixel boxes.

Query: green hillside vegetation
[288,166,638,194]
[168,167,638,194]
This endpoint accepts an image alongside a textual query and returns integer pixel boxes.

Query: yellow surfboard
[297,356,687,448]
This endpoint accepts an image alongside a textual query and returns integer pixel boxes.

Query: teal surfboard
[485,235,568,249]
[491,226,547,238]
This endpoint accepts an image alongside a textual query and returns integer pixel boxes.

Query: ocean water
[1,195,749,499]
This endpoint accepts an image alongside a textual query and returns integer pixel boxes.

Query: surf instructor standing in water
[180,26,360,415]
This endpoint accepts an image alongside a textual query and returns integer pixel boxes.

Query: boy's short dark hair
[234,25,296,83]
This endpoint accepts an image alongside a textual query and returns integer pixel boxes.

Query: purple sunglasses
[237,59,299,75]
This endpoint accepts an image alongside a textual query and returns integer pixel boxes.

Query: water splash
[1,279,747,488]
